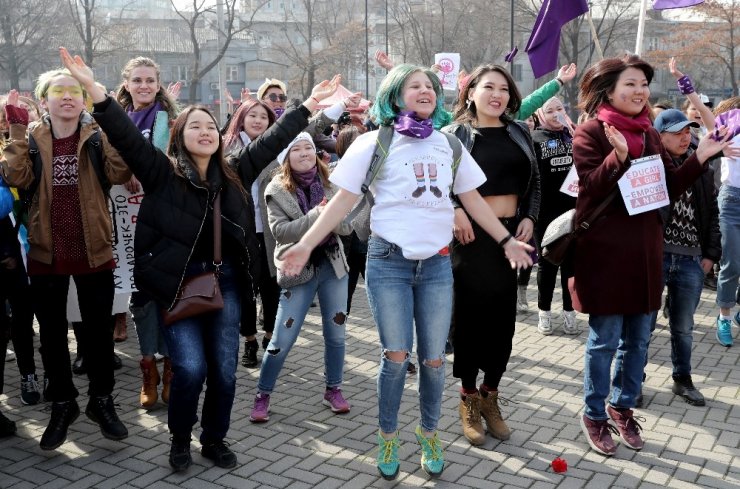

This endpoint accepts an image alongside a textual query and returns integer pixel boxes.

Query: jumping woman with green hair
[277,63,533,480]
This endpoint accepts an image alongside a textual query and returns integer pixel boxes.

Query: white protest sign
[110,185,143,294]
[434,53,460,91]
[617,154,669,216]
[559,164,579,197]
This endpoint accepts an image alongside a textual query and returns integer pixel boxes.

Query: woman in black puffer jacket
[60,47,339,472]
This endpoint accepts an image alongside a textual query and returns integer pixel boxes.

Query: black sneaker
[85,395,128,440]
[40,400,80,450]
[261,335,272,350]
[169,434,192,472]
[20,374,41,405]
[0,411,16,438]
[201,440,237,468]
[672,375,705,406]
[72,355,86,375]
[242,340,259,368]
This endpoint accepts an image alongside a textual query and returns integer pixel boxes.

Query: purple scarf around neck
[292,167,336,248]
[394,110,433,139]
[127,101,162,139]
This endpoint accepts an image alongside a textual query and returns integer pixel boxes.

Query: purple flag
[653,0,703,9]
[525,0,589,79]
[504,46,519,62]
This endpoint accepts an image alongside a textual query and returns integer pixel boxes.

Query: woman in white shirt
[277,64,532,480]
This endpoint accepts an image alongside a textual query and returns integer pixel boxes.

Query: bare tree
[65,0,137,67]
[170,0,267,103]
[0,0,57,89]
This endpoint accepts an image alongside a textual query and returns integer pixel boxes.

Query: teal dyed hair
[369,64,451,129]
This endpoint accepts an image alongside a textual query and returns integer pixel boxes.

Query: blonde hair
[35,69,87,101]
[116,56,178,118]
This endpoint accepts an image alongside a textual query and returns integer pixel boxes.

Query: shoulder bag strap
[213,193,222,266]
[577,190,619,233]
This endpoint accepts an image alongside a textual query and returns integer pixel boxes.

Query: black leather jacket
[442,120,541,223]
[659,146,721,263]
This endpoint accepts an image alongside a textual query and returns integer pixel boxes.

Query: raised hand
[240,87,253,103]
[167,81,182,99]
[668,57,684,80]
[344,92,362,109]
[6,89,20,108]
[311,74,341,101]
[603,123,628,162]
[59,47,95,89]
[697,126,740,163]
[557,63,577,84]
[374,50,394,70]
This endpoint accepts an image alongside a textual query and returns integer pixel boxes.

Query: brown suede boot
[140,358,160,409]
[459,391,486,446]
[161,357,173,405]
[479,389,511,440]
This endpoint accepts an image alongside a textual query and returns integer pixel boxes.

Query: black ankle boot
[40,400,80,450]
[169,434,192,472]
[672,375,705,406]
[242,340,259,368]
[85,395,128,440]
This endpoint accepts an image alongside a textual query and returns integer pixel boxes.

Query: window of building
[175,66,190,82]
[511,64,522,82]
[226,65,239,82]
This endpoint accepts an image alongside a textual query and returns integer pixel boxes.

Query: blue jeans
[160,261,241,444]
[717,185,740,309]
[257,256,348,393]
[584,313,652,420]
[130,299,168,357]
[648,253,704,377]
[365,236,451,433]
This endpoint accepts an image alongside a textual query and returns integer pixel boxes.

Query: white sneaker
[562,310,580,335]
[537,310,553,335]
[517,286,529,312]
[5,349,15,362]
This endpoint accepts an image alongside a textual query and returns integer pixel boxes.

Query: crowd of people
[0,45,738,480]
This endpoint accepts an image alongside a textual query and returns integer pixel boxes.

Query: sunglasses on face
[265,93,287,102]
[47,85,83,98]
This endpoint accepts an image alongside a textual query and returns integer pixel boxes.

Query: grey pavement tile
[0,278,738,488]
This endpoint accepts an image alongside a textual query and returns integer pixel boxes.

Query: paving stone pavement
[1,275,738,489]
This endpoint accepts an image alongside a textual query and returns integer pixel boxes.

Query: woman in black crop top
[442,64,540,446]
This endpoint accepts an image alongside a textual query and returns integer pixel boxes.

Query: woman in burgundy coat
[572,55,736,457]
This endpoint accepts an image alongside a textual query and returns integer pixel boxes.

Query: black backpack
[17,130,110,230]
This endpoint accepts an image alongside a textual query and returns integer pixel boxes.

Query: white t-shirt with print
[330,129,486,259]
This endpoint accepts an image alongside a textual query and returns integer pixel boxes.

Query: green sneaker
[414,425,445,477]
[376,432,400,480]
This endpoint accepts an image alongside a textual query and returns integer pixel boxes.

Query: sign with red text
[559,165,579,197]
[434,53,460,91]
[617,154,668,215]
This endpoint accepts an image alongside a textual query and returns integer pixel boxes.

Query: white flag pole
[634,0,649,55]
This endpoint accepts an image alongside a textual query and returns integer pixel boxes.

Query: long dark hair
[453,64,522,125]
[578,54,654,117]
[168,106,246,198]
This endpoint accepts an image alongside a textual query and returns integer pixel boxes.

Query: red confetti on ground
[551,457,568,473]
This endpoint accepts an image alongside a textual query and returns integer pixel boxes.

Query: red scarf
[596,103,652,159]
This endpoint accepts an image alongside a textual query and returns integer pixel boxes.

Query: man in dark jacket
[643,109,721,407]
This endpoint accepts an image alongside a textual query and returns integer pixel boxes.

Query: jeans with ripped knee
[365,235,451,434]
[257,256,348,394]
